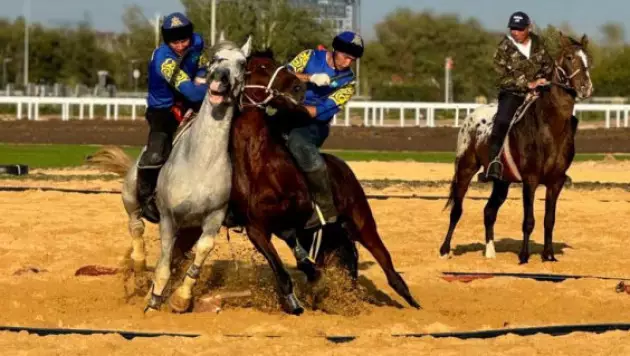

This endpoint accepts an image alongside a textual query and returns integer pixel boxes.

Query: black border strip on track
[0,186,121,194]
[0,325,199,340]
[442,271,630,283]
[2,323,630,343]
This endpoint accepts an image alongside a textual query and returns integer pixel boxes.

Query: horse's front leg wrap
[145,286,163,312]
[186,264,202,279]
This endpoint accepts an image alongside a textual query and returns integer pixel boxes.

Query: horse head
[555,32,594,100]
[205,33,252,106]
[241,50,306,111]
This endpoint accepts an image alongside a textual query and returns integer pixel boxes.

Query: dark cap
[508,11,531,30]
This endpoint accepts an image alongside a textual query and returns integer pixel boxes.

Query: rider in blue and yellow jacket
[137,12,209,222]
[286,31,363,228]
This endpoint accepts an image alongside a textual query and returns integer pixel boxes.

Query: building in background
[290,0,359,34]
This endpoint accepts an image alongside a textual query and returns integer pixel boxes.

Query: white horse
[89,35,252,312]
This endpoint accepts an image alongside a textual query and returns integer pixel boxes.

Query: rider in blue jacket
[286,31,363,228]
[137,12,209,222]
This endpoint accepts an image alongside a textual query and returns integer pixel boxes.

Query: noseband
[552,54,587,94]
[240,64,298,109]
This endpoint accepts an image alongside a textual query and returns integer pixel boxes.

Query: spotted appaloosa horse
[439,32,593,264]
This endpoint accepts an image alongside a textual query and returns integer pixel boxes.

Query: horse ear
[218,31,226,43]
[581,34,589,47]
[241,35,252,57]
[559,33,571,48]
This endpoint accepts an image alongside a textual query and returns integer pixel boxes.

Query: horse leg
[169,209,225,313]
[542,176,566,262]
[519,179,538,264]
[326,223,359,281]
[352,220,420,309]
[145,214,177,312]
[248,223,304,315]
[275,228,320,282]
[128,208,146,273]
[439,154,480,257]
[483,180,511,258]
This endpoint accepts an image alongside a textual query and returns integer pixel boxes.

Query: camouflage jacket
[493,33,553,95]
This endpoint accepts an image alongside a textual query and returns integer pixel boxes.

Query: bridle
[552,52,587,93]
[239,63,298,109]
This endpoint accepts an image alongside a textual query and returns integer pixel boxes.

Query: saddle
[487,93,539,183]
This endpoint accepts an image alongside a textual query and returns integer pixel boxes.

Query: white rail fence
[1,96,629,128]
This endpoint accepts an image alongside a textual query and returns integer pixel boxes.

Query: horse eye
[260,65,267,69]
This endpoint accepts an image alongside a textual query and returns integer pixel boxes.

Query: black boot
[486,139,504,181]
[136,130,172,223]
[137,168,161,223]
[304,166,338,229]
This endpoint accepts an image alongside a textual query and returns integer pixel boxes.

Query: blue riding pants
[286,123,330,173]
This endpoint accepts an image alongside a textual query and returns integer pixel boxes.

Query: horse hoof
[282,294,304,315]
[133,260,147,274]
[518,255,530,265]
[542,254,558,262]
[439,245,451,259]
[484,241,496,259]
[143,306,160,315]
[169,293,192,313]
[407,296,422,309]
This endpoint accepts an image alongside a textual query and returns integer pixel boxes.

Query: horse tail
[444,170,459,210]
[85,145,134,177]
[444,106,484,210]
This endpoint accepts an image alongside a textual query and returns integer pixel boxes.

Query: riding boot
[136,131,171,223]
[304,166,338,229]
[486,92,522,181]
[486,136,504,181]
[137,167,161,223]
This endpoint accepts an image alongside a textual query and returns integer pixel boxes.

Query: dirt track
[1,164,630,354]
[2,118,630,152]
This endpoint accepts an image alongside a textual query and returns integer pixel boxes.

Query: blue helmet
[161,12,193,43]
[332,31,364,58]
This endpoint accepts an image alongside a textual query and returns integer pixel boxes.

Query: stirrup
[304,205,325,229]
[304,204,335,230]
[141,197,160,223]
[486,159,504,180]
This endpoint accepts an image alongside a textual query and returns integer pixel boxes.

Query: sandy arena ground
[1,161,630,354]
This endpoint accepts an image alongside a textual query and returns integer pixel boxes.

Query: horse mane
[250,48,275,60]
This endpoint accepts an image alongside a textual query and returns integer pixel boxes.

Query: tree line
[0,1,627,101]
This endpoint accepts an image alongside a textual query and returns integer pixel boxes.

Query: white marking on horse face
[577,49,589,68]
[576,49,594,97]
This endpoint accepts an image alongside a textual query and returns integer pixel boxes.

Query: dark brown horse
[227,51,420,314]
[439,33,593,264]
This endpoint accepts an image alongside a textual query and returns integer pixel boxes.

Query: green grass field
[0,143,627,168]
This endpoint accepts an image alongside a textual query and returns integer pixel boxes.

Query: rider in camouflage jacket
[486,11,554,181]
[493,33,553,95]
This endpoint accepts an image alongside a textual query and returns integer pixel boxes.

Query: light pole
[352,0,361,96]
[24,0,30,88]
[211,0,217,46]
[3,58,12,87]
[153,13,161,48]
[444,57,453,103]
[129,59,138,89]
